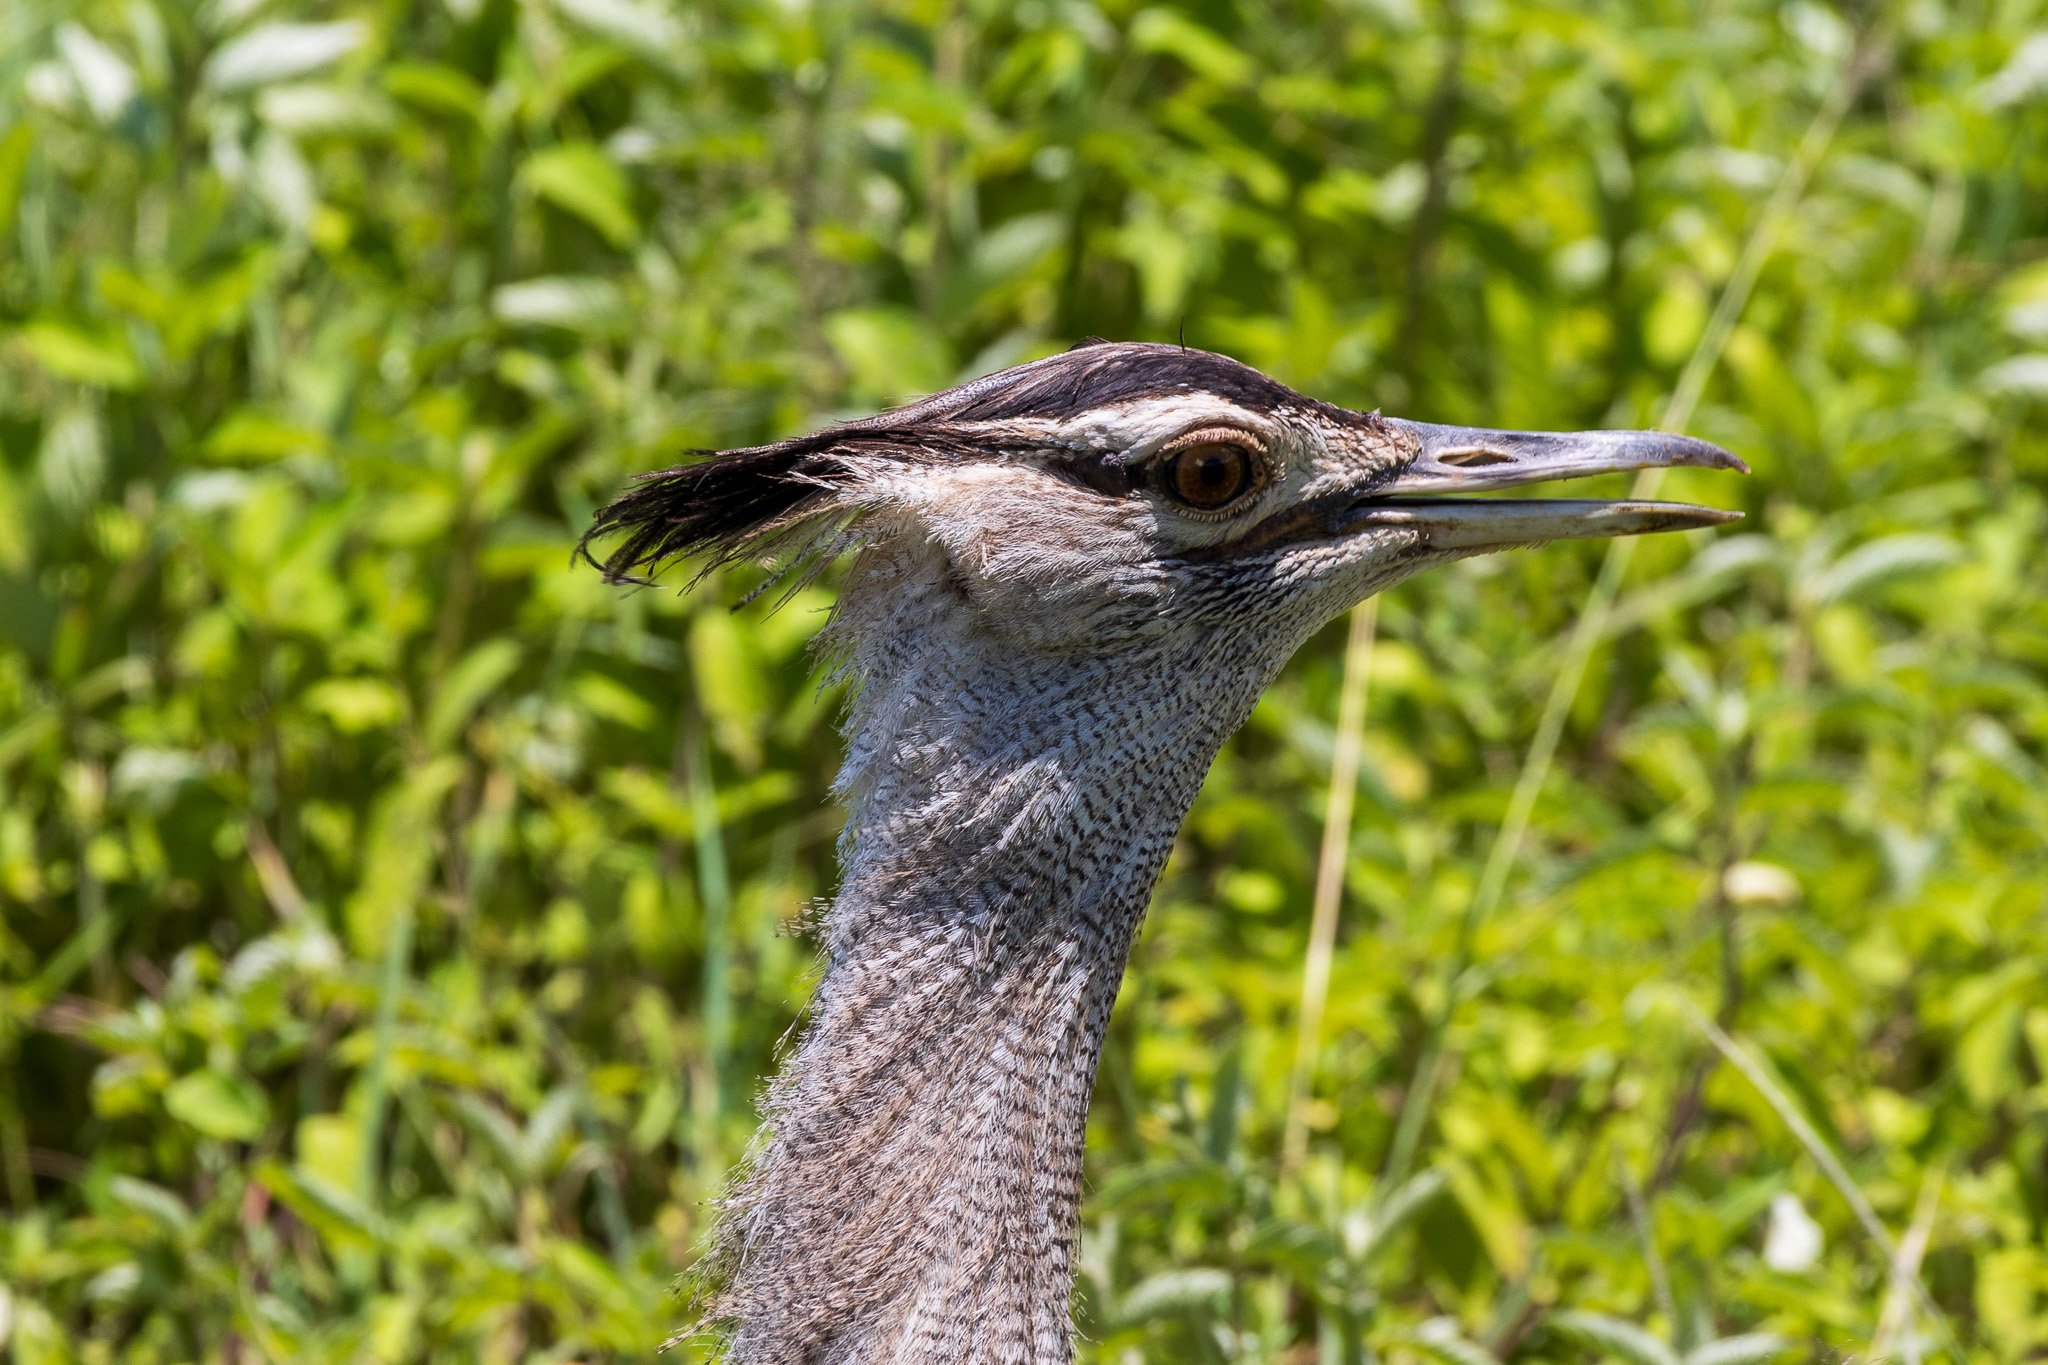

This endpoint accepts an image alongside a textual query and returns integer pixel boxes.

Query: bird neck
[707,579,1279,1365]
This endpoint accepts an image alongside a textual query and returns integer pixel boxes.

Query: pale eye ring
[1157,428,1267,515]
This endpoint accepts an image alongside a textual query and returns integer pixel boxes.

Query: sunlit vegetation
[2,0,2045,1360]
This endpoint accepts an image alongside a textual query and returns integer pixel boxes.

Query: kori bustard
[582,341,1744,1364]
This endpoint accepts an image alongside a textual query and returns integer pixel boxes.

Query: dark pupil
[1178,447,1242,505]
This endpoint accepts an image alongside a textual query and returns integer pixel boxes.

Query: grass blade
[1283,599,1377,1174]
[1681,1000,1959,1360]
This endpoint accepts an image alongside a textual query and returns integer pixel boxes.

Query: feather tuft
[576,440,847,585]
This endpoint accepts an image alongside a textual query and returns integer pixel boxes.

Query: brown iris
[1160,432,1262,512]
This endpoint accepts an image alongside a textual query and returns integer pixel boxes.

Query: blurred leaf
[426,640,521,750]
[520,144,637,247]
[383,62,486,122]
[344,759,463,952]
[1683,1334,1790,1365]
[104,1176,195,1241]
[1809,534,1961,605]
[1352,1167,1449,1259]
[0,125,32,244]
[1090,1157,1233,1212]
[491,276,628,333]
[303,677,405,733]
[1128,10,1252,86]
[14,321,141,390]
[205,22,366,92]
[164,1069,270,1141]
[1978,32,2048,107]
[56,25,136,122]
[256,1160,386,1252]
[550,0,685,60]
[825,307,951,402]
[1441,1153,1530,1280]
[1958,999,2024,1105]
[1397,1317,1502,1365]
[1979,353,2048,397]
[1548,1310,1682,1365]
[38,401,107,516]
[1113,1267,1230,1326]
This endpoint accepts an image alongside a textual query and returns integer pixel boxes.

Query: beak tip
[1709,445,1752,476]
[1671,433,1749,476]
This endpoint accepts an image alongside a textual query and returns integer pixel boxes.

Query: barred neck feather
[701,541,1288,1365]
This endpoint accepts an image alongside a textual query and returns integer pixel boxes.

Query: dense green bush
[2,0,2045,1360]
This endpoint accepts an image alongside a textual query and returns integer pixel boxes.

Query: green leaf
[1396,1317,1502,1365]
[205,22,366,92]
[255,1159,386,1251]
[1088,1157,1232,1212]
[1127,9,1253,86]
[519,144,637,247]
[383,61,486,122]
[1548,1310,1683,1365]
[14,321,141,390]
[343,758,463,952]
[302,677,405,733]
[0,119,31,242]
[1203,1036,1242,1161]
[491,276,627,333]
[550,0,685,59]
[104,1176,195,1240]
[1645,275,1709,367]
[204,409,329,464]
[257,83,397,136]
[1958,999,2024,1106]
[57,24,138,122]
[824,307,951,402]
[1353,1167,1449,1259]
[569,670,656,732]
[1810,534,1961,605]
[1441,1153,1531,1280]
[426,639,521,750]
[1114,1268,1230,1326]
[1684,1334,1790,1365]
[164,1069,270,1142]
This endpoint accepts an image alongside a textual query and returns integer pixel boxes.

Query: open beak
[1345,421,1748,549]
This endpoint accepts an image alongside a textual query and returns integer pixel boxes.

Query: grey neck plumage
[704,557,1287,1365]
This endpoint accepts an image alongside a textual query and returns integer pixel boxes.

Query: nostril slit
[1437,450,1516,468]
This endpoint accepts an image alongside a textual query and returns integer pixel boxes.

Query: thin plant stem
[1873,1163,1945,1365]
[1379,25,1876,1193]
[1616,1151,1677,1333]
[1281,600,1377,1174]
[0,1047,32,1210]
[1682,1000,1959,1360]
[358,897,415,1207]
[688,706,734,1165]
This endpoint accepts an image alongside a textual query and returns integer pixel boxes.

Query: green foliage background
[2,0,2046,1359]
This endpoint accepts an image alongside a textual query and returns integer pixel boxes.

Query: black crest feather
[577,426,1010,585]
[576,440,837,585]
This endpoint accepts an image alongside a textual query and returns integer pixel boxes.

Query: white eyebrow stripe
[940,396,1274,458]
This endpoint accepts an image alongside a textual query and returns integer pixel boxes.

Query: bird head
[583,341,1744,662]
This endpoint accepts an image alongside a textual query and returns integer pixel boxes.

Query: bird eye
[1160,434,1262,514]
